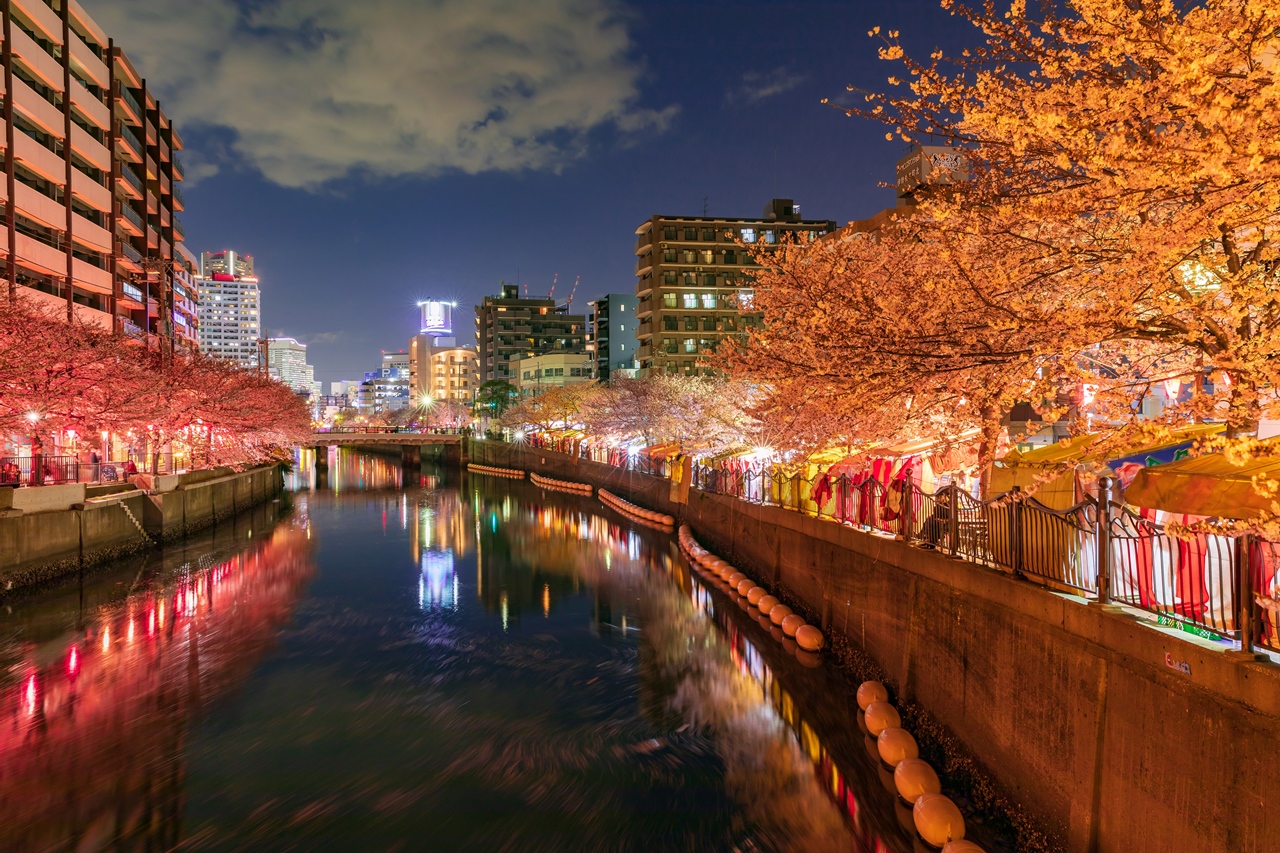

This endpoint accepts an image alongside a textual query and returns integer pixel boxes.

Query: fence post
[1095,477,1112,604]
[1010,485,1023,576]
[948,483,960,557]
[1236,535,1255,655]
[901,483,914,544]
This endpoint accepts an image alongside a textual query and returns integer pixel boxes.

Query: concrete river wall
[0,465,285,590]
[469,439,1280,853]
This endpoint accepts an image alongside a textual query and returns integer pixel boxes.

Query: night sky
[93,0,972,383]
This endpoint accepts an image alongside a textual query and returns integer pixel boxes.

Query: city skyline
[89,0,973,382]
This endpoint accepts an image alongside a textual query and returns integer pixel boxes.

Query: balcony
[635,231,653,254]
[118,203,144,235]
[638,321,653,338]
[172,155,185,181]
[171,183,184,210]
[172,216,185,241]
[118,240,142,264]
[117,85,143,124]
[119,165,144,197]
[118,123,142,160]
[635,254,652,275]
[120,316,145,338]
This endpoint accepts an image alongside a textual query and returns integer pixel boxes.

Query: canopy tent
[990,425,1224,509]
[1123,443,1280,519]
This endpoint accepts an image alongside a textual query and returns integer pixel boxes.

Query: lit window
[741,228,756,243]
[682,293,697,309]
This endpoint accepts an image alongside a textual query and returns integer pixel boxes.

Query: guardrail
[313,427,470,435]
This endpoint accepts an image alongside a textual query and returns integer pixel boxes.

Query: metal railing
[121,166,144,193]
[172,184,185,206]
[119,86,143,119]
[313,426,470,435]
[120,203,144,230]
[172,216,185,240]
[0,455,79,486]
[119,241,143,264]
[172,155,185,180]
[118,122,142,154]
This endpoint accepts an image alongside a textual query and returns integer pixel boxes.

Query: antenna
[702,196,709,216]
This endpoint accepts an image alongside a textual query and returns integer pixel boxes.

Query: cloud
[93,0,675,189]
[728,68,805,104]
[301,331,346,346]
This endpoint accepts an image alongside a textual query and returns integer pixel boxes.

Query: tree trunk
[977,404,1001,499]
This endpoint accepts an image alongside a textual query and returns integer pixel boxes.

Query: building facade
[409,332,479,404]
[513,352,595,396]
[358,349,410,413]
[0,0,195,347]
[266,337,315,396]
[475,284,586,384]
[633,199,834,375]
[587,293,638,381]
[196,250,260,368]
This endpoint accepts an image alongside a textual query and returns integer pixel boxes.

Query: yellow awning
[1123,445,1280,519]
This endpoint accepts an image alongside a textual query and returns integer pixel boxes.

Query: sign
[420,301,453,335]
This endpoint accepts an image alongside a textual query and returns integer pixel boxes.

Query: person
[0,462,18,485]
[125,459,138,476]
[920,492,952,549]
[89,449,100,483]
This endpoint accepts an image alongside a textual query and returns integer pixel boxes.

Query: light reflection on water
[0,455,973,852]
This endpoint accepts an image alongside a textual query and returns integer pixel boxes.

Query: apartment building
[513,351,595,397]
[586,293,638,381]
[196,250,260,368]
[475,283,586,384]
[409,332,479,404]
[633,199,834,375]
[0,0,196,347]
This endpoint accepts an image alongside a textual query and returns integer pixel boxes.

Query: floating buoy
[781,614,805,637]
[769,604,792,626]
[746,586,767,606]
[661,515,675,526]
[795,649,822,668]
[756,595,780,615]
[863,701,901,736]
[727,572,746,586]
[913,793,965,847]
[795,624,824,652]
[894,758,941,804]
[877,727,919,765]
[736,579,755,597]
[857,681,889,711]
[942,842,986,853]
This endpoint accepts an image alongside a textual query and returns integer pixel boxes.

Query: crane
[547,273,559,300]
[564,276,581,310]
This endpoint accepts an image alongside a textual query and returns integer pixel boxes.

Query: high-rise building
[266,337,315,397]
[0,2,195,346]
[200,249,254,278]
[196,250,261,368]
[358,350,411,413]
[587,294,639,381]
[475,284,586,384]
[633,199,835,375]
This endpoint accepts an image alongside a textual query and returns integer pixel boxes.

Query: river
[0,449,1005,852]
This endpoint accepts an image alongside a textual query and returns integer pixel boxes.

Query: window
[684,227,697,240]
[682,293,697,309]
[664,271,677,285]
[682,250,696,263]
[683,338,697,353]
[701,293,716,309]
[703,274,717,287]
[664,338,677,354]
[723,249,737,264]
[741,228,756,243]
[663,226,677,240]
[763,229,776,244]
[570,367,581,376]
[684,316,698,331]
[699,250,714,264]
[663,316,678,331]
[663,250,676,263]
[701,228,715,241]
[702,317,716,331]
[662,292,677,308]
[666,362,679,374]
[682,272,697,286]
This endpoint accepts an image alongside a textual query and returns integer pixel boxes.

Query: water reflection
[0,508,315,852]
[0,458,999,851]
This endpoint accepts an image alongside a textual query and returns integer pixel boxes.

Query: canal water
[0,450,1004,852]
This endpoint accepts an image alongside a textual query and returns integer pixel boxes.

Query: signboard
[420,301,453,335]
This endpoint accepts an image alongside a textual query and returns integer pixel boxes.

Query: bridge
[308,428,468,468]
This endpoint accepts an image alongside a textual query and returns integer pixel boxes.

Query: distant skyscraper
[196,250,261,369]
[266,337,315,397]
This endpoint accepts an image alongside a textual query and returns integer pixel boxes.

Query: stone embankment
[468,439,1280,853]
[0,465,284,591]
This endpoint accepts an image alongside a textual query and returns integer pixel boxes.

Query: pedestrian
[125,459,138,475]
[89,448,101,482]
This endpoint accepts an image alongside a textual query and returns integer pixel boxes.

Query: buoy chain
[677,524,826,661]
[529,472,594,494]
[598,488,675,529]
[467,464,525,479]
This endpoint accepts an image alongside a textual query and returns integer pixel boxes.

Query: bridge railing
[313,427,471,435]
